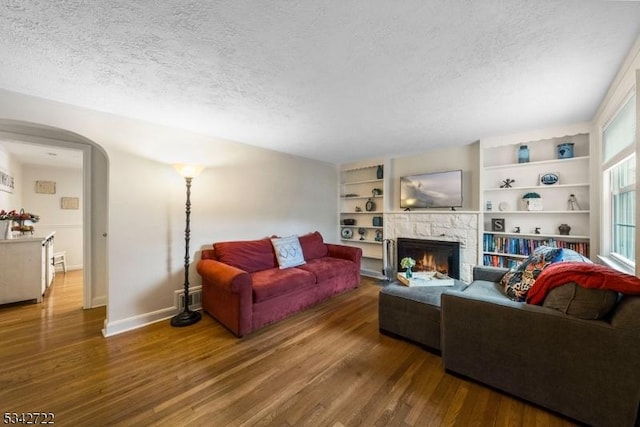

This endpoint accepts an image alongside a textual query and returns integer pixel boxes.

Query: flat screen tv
[400,169,463,209]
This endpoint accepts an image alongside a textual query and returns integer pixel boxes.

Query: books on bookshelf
[483,234,589,256]
[482,233,589,268]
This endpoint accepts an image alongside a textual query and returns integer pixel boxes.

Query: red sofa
[196,231,362,337]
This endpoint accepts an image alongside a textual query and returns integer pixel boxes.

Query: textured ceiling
[1,1,640,164]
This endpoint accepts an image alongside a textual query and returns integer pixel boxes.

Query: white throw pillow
[271,235,306,269]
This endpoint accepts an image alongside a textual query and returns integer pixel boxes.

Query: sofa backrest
[610,295,640,332]
[213,238,277,273]
[298,231,329,261]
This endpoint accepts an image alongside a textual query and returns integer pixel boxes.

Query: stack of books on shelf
[483,234,589,268]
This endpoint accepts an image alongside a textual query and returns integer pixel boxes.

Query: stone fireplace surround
[384,212,479,283]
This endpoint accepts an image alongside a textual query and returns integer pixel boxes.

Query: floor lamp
[171,164,204,327]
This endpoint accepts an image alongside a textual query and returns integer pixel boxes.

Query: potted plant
[521,192,543,211]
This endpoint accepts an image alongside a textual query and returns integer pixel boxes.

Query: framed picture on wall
[36,180,56,194]
[61,197,80,210]
[0,168,14,193]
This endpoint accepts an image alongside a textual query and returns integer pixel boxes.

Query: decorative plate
[498,202,510,211]
[341,228,353,239]
[539,172,559,186]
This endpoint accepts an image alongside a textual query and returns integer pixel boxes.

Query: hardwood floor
[0,273,578,427]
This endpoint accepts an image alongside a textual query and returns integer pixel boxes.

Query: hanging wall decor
[61,197,80,209]
[36,180,56,194]
[0,168,14,193]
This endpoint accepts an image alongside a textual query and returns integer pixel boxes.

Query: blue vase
[518,145,529,163]
[557,143,574,159]
[406,267,412,278]
[376,165,383,179]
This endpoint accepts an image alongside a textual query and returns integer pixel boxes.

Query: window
[611,155,635,263]
[602,93,636,269]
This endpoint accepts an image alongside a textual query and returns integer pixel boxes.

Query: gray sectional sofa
[440,266,640,427]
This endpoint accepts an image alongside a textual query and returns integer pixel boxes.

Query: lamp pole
[171,173,202,327]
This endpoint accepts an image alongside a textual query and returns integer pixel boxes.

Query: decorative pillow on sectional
[542,281,618,319]
[298,231,329,260]
[557,248,592,263]
[271,235,306,269]
[501,246,562,302]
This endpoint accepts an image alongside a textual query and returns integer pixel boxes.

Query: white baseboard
[102,306,181,337]
[101,286,204,337]
[91,295,106,307]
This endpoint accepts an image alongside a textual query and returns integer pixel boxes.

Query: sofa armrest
[441,290,640,427]
[472,265,508,283]
[326,243,362,265]
[196,259,251,293]
[196,259,253,337]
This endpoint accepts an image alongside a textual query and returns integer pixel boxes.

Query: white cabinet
[339,164,385,278]
[480,131,591,267]
[0,232,55,304]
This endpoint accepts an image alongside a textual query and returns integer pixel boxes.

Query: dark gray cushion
[611,295,640,332]
[542,282,618,320]
[461,280,517,304]
[380,282,465,307]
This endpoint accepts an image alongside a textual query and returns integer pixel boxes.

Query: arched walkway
[0,119,109,310]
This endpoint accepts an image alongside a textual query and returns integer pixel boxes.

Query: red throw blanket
[526,262,640,305]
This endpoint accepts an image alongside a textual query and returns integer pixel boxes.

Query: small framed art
[36,180,56,194]
[491,218,505,232]
[61,197,79,210]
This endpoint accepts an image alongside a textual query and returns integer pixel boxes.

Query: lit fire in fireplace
[416,251,449,275]
[396,238,460,280]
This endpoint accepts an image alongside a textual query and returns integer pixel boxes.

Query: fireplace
[396,238,460,279]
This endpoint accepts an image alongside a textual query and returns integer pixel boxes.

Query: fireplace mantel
[384,212,479,283]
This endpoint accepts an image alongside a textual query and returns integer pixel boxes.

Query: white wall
[388,143,480,211]
[21,164,83,270]
[0,89,338,335]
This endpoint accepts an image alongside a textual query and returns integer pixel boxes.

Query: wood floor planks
[0,272,578,426]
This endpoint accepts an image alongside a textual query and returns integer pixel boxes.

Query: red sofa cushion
[213,238,277,273]
[251,267,316,302]
[298,231,329,260]
[298,257,357,282]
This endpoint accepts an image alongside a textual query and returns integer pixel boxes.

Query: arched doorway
[0,119,109,310]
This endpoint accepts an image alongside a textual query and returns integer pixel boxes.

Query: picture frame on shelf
[539,172,560,186]
[491,218,505,232]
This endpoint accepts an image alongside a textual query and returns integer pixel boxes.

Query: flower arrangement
[400,257,416,278]
[0,209,40,223]
[0,209,14,220]
[400,257,416,269]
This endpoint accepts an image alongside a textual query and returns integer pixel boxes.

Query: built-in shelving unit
[339,164,385,278]
[480,129,591,267]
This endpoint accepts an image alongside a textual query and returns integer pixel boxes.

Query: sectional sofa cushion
[298,257,355,282]
[251,267,316,302]
[611,296,640,332]
[542,281,618,319]
[298,231,329,260]
[214,238,277,273]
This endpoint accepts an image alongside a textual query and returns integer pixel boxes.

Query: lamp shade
[174,164,204,179]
